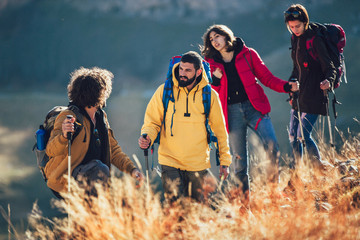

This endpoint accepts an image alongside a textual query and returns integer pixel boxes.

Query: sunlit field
[17,128,360,240]
[1,1,360,238]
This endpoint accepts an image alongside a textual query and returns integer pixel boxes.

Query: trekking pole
[66,115,73,236]
[142,133,150,186]
[66,115,73,193]
[290,78,308,162]
[324,90,335,161]
[332,90,341,153]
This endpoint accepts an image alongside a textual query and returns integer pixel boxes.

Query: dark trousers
[51,159,110,199]
[72,159,110,183]
[161,165,209,203]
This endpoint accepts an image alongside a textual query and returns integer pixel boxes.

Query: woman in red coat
[201,24,298,195]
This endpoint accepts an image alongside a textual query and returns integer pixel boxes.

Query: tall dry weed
[25,132,360,240]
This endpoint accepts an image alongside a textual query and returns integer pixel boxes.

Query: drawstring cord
[170,103,176,136]
[193,85,199,102]
[177,89,180,101]
[170,88,181,136]
[170,85,201,136]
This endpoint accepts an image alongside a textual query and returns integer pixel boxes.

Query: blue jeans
[289,109,322,168]
[228,101,279,193]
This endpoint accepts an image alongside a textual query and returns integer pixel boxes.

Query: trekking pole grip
[66,115,73,140]
[289,78,299,98]
[142,134,150,184]
[142,133,148,156]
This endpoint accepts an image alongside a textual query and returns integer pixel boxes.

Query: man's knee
[161,165,182,201]
[189,170,208,199]
[73,160,110,183]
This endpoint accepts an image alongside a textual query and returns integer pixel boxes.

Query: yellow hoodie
[141,63,231,171]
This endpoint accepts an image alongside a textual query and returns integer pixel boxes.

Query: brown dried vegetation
[25,132,360,240]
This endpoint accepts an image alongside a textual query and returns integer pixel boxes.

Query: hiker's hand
[213,68,223,79]
[132,169,144,187]
[289,81,299,92]
[219,165,229,180]
[288,93,293,106]
[138,135,150,149]
[320,79,330,90]
[62,116,75,139]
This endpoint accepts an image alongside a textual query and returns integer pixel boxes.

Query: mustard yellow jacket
[45,109,136,193]
[141,63,231,171]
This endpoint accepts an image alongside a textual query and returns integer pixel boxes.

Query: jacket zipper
[184,84,200,117]
[296,39,302,85]
[184,91,191,117]
[83,126,86,142]
[295,38,302,112]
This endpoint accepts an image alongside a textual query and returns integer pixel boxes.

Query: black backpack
[33,105,83,181]
[305,22,347,88]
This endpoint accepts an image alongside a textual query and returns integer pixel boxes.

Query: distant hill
[1,0,359,93]
[0,0,359,130]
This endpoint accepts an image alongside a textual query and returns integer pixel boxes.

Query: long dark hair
[201,24,236,59]
[67,67,113,108]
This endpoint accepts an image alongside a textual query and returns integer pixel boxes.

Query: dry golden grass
[24,131,360,240]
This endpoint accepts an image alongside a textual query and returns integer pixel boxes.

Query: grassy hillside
[25,137,360,239]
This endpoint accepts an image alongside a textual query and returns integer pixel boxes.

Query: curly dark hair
[67,67,113,108]
[201,24,236,59]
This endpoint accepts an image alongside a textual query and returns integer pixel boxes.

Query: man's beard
[178,75,196,87]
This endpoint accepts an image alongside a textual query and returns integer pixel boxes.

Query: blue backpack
[151,55,220,167]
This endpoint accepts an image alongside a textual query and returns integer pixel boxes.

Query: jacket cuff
[128,166,138,174]
[59,134,68,144]
[211,76,221,86]
[283,82,292,93]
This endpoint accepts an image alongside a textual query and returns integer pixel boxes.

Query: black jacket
[290,23,337,116]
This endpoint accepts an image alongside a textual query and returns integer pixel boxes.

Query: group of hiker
[42,4,339,203]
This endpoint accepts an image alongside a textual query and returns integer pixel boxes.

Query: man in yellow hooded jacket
[138,51,231,202]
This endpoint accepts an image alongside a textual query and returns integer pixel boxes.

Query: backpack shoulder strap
[202,84,220,166]
[202,84,211,118]
[153,75,175,145]
[67,105,84,141]
[305,23,321,60]
[202,60,213,84]
[162,56,180,127]
[166,56,182,79]
[68,105,83,124]
[162,79,174,113]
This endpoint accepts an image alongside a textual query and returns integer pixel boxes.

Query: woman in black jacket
[284,4,337,168]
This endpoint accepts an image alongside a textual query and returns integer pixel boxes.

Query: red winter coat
[205,39,288,131]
